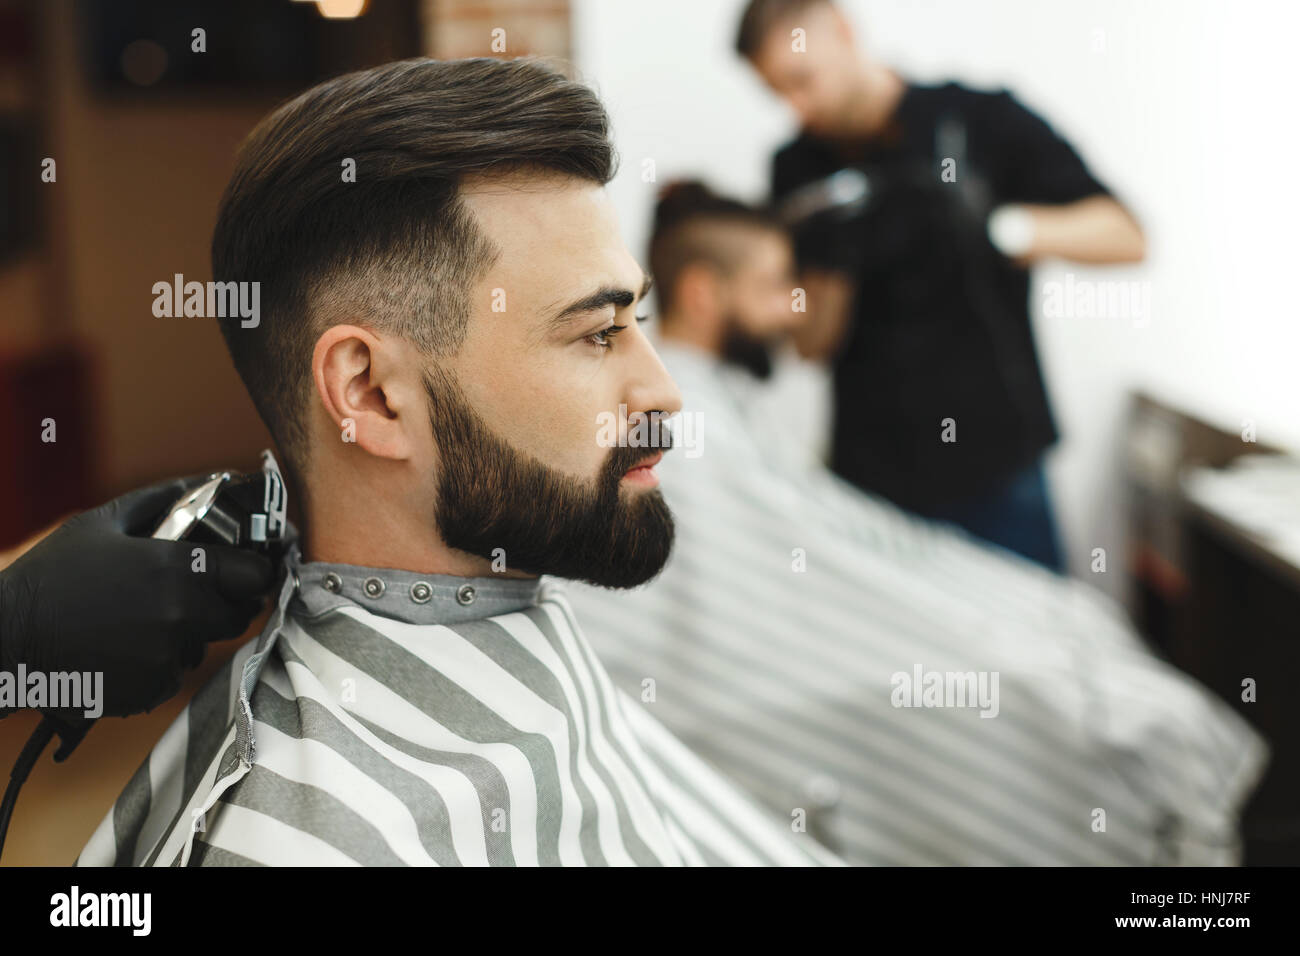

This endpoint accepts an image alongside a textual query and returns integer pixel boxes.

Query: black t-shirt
[771,81,1110,512]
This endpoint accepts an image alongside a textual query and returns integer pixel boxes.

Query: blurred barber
[0,476,274,723]
[736,0,1146,571]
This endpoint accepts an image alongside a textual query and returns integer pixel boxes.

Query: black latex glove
[0,474,275,721]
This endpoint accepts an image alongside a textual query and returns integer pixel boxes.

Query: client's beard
[719,318,775,380]
[424,370,675,589]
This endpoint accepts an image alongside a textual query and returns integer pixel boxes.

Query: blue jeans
[923,461,1065,572]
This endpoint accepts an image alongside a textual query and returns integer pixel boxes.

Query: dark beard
[423,369,675,589]
[719,324,774,380]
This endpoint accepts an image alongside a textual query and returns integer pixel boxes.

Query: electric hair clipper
[46,450,288,759]
[152,448,288,554]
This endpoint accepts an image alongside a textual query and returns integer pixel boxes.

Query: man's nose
[625,332,683,421]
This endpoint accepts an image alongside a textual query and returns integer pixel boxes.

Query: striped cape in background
[564,340,1269,866]
[76,547,841,867]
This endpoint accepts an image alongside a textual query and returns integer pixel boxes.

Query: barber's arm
[0,476,274,721]
[991,194,1146,265]
[984,89,1147,266]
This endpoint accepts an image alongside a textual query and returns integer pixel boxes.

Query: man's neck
[835,63,907,141]
[297,475,535,579]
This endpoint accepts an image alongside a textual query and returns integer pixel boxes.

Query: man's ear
[677,261,723,318]
[311,325,417,461]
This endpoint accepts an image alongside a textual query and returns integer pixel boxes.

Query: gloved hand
[0,474,276,722]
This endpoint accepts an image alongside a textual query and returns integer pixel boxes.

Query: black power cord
[0,717,57,861]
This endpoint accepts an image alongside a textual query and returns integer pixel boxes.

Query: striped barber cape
[564,339,1270,866]
[76,545,841,866]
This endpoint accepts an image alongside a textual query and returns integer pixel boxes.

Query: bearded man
[76,57,837,867]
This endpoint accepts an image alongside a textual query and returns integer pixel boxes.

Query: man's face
[724,230,801,342]
[750,3,864,136]
[422,173,683,588]
[718,230,801,379]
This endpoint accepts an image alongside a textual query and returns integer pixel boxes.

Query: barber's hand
[0,475,275,719]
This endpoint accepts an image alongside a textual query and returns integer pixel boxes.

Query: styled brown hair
[211,56,617,476]
[734,0,828,60]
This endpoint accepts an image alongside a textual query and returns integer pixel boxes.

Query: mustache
[601,418,674,479]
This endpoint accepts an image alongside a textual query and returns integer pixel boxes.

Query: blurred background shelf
[1126,392,1300,865]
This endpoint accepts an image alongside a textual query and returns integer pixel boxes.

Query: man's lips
[624,451,663,473]
[622,451,663,486]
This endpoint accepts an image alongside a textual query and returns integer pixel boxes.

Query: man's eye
[586,323,627,350]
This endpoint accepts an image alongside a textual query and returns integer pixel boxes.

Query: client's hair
[647,180,784,318]
[211,57,617,478]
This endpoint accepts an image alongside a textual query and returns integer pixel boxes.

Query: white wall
[572,0,1300,591]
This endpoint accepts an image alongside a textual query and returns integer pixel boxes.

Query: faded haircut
[210,56,618,478]
[647,180,786,317]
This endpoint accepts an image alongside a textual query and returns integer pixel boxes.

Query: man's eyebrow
[547,272,654,329]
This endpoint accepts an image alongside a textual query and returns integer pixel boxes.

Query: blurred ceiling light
[314,0,369,18]
[120,38,168,86]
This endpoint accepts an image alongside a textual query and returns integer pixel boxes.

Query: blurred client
[564,182,1263,865]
